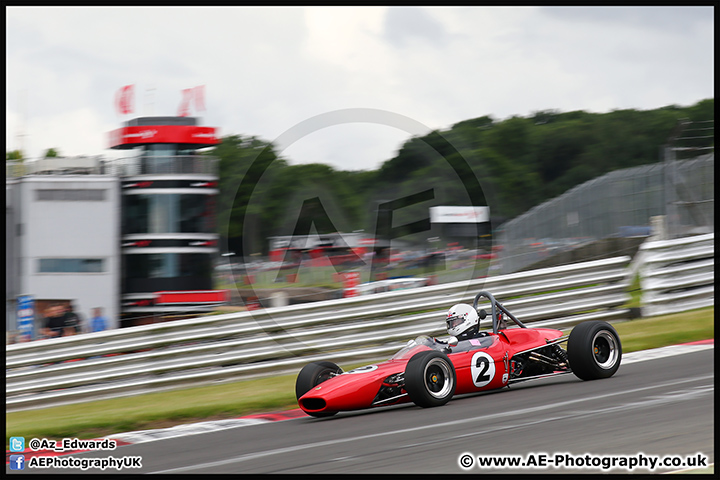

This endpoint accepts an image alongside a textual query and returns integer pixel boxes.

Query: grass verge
[612,306,714,352]
[6,306,713,445]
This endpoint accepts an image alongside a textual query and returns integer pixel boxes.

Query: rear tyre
[404,351,456,408]
[295,361,342,418]
[568,321,622,380]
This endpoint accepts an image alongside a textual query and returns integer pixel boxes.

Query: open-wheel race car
[296,291,622,417]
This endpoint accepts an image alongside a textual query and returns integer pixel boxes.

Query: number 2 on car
[470,351,495,387]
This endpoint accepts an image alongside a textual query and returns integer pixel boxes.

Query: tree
[213,135,288,255]
[209,98,713,252]
[6,150,23,161]
[44,148,60,158]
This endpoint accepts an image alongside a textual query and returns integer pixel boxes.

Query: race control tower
[108,116,227,325]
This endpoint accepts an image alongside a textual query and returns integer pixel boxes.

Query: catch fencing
[495,153,714,274]
[6,257,631,412]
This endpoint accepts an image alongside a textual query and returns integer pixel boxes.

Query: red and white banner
[194,85,205,112]
[178,85,206,117]
[115,85,134,115]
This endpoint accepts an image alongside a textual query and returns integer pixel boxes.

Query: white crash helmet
[446,303,479,337]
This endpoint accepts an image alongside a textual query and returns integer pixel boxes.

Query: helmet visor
[447,315,465,330]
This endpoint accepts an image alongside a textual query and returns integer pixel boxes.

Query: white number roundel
[470,351,496,388]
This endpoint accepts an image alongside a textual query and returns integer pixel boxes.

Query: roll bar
[472,291,526,334]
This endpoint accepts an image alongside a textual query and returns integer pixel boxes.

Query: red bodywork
[298,326,563,416]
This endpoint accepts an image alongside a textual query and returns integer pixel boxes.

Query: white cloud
[29,107,116,158]
[5,6,714,168]
[303,7,388,72]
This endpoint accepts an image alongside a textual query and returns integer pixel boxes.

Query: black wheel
[295,361,342,417]
[295,361,342,399]
[404,351,456,408]
[568,321,622,381]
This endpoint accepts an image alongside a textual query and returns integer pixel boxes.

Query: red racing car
[296,291,622,417]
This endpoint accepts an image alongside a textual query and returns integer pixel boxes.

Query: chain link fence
[495,148,714,274]
[663,120,715,239]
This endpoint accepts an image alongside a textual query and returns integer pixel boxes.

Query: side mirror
[447,336,458,347]
[477,309,487,320]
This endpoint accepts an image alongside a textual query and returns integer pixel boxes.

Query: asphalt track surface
[11,346,714,474]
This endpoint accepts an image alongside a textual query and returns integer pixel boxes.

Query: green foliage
[6,149,23,161]
[216,135,384,254]
[213,99,714,251]
[44,147,60,158]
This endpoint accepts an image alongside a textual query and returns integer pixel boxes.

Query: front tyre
[404,351,456,408]
[295,361,342,400]
[568,321,622,380]
[295,361,342,418]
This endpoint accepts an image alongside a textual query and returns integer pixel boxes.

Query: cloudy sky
[5,6,714,171]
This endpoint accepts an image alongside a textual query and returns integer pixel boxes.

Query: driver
[445,303,482,341]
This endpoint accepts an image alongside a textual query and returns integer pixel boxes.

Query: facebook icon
[9,454,25,470]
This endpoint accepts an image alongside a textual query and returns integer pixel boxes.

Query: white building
[6,116,222,340]
[6,163,121,336]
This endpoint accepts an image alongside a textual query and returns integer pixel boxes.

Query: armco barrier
[637,233,714,317]
[6,256,631,412]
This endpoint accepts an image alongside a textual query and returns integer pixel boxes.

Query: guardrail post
[638,233,714,317]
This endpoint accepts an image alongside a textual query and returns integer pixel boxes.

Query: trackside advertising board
[430,206,490,223]
[17,294,35,341]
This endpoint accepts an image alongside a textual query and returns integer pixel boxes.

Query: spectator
[63,302,82,335]
[90,307,108,332]
[42,304,66,339]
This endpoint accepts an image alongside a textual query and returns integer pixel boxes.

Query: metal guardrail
[6,257,632,412]
[638,233,714,317]
[5,155,218,178]
[103,155,218,176]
